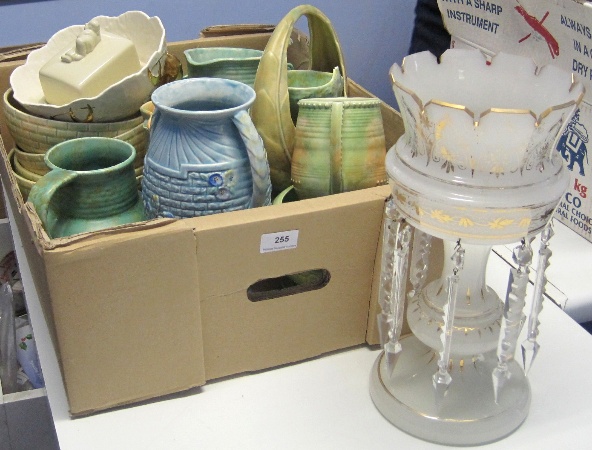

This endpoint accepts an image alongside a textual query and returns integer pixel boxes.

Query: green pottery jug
[291,97,388,199]
[28,137,146,238]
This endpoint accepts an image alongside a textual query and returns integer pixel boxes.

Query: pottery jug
[141,77,272,218]
[291,97,388,199]
[28,137,145,238]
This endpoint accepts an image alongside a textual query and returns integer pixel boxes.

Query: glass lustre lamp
[369,49,584,446]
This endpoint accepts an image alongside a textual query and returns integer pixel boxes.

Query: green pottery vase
[291,97,388,199]
[28,137,146,238]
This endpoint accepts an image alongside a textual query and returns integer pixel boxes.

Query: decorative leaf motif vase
[291,97,387,199]
[251,4,347,194]
[141,77,272,218]
[28,137,145,238]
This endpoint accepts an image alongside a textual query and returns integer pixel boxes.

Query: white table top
[5,193,592,450]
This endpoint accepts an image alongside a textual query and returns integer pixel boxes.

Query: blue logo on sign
[557,109,589,176]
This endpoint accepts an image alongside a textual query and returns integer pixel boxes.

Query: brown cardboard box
[438,0,592,242]
[0,35,403,416]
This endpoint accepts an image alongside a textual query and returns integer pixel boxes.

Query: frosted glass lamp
[369,49,584,446]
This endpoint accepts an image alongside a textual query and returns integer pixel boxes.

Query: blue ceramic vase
[141,77,272,218]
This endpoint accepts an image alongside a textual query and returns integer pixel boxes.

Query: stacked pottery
[3,89,147,199]
[6,5,386,239]
[4,11,169,203]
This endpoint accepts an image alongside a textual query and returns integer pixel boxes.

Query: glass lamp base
[370,335,531,446]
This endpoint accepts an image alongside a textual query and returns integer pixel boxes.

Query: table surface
[5,193,592,450]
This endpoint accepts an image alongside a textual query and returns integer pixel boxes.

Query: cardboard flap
[199,24,276,37]
[43,220,206,416]
[0,43,44,63]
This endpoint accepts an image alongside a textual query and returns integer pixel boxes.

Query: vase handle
[28,169,78,234]
[232,109,272,208]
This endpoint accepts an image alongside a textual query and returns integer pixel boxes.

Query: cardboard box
[0,34,403,416]
[438,0,592,242]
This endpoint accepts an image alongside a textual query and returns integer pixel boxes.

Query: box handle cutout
[247,269,330,302]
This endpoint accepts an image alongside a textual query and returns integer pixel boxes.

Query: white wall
[0,0,416,107]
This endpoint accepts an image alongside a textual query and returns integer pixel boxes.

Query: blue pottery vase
[142,77,272,218]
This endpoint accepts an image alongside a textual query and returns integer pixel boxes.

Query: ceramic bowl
[8,149,35,200]
[9,11,166,122]
[3,89,148,163]
[14,146,49,176]
[12,152,42,182]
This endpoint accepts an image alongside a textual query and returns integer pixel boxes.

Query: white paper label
[260,230,299,253]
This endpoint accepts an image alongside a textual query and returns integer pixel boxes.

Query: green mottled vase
[291,97,388,199]
[28,137,145,238]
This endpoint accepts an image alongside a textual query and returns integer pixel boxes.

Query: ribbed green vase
[291,97,388,199]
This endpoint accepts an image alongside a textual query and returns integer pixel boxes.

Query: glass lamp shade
[388,49,583,244]
[370,49,584,446]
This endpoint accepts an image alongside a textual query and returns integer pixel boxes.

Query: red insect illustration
[515,5,559,58]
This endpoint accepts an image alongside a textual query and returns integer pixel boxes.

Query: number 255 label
[260,230,299,253]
